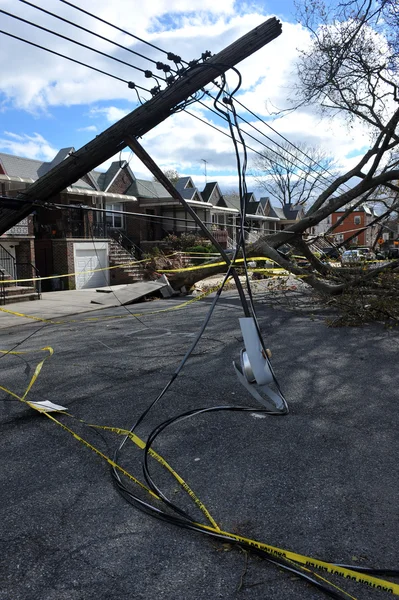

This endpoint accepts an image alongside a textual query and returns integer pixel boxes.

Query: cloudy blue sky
[0,0,371,196]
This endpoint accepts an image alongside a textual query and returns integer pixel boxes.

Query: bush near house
[163,233,213,252]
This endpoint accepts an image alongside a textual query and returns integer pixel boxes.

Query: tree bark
[166,238,399,297]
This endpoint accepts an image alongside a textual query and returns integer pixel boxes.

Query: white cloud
[77,125,98,132]
[89,106,131,123]
[0,0,387,200]
[0,132,57,160]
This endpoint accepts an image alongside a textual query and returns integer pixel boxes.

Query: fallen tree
[164,0,399,302]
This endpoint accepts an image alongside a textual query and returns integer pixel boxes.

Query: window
[335,233,344,242]
[106,203,123,228]
[354,216,361,225]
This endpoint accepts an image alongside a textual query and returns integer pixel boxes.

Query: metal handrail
[15,262,41,299]
[0,262,41,305]
[109,228,141,258]
[0,243,17,280]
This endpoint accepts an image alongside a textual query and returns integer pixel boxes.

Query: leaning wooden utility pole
[0,17,282,234]
[125,135,252,308]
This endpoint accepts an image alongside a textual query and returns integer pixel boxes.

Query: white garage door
[75,248,108,289]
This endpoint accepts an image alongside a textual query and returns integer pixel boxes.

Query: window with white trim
[106,203,124,228]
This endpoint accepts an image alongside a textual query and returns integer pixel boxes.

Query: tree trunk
[165,237,399,297]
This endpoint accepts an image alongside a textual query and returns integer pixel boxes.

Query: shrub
[186,245,212,254]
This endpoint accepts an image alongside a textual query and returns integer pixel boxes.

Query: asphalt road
[1,290,398,600]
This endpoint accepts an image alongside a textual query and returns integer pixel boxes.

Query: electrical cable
[3,15,386,596]
[224,102,344,193]
[201,66,289,411]
[2,4,355,200]
[110,445,356,600]
[112,66,288,521]
[0,30,151,92]
[112,267,241,463]
[10,194,281,238]
[38,0,353,196]
[58,0,175,57]
[23,0,355,197]
[0,323,50,362]
[0,10,167,81]
[17,0,165,69]
[141,404,287,519]
[218,93,354,194]
[194,97,346,201]
[183,105,327,205]
[111,68,251,452]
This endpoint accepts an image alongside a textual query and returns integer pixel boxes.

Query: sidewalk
[0,289,116,329]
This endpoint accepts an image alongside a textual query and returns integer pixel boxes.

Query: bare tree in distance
[154,168,180,184]
[163,0,399,312]
[253,141,338,207]
[292,0,399,128]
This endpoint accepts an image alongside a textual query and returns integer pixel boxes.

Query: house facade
[0,148,286,296]
[331,204,378,248]
[260,198,305,231]
[0,154,40,285]
[379,219,399,256]
[0,149,140,291]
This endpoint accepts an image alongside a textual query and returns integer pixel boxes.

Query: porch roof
[64,187,137,201]
[139,198,211,209]
[246,214,280,222]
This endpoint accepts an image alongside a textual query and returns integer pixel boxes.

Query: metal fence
[0,245,41,305]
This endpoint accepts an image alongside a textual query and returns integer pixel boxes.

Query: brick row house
[0,148,299,300]
[331,204,379,248]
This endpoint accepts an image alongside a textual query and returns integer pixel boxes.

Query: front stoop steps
[108,239,146,285]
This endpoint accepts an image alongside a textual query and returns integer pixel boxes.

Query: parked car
[340,250,361,264]
[357,247,376,260]
[322,247,342,260]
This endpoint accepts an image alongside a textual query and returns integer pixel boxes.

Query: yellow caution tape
[0,348,158,497]
[2,252,181,284]
[84,423,220,531]
[2,260,143,285]
[158,257,280,273]
[2,346,397,596]
[29,404,359,597]
[2,253,387,285]
[195,523,399,595]
[249,268,288,275]
[0,346,54,402]
[0,346,218,527]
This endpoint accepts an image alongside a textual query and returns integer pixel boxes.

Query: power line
[17,0,353,195]
[54,0,354,193]
[58,0,182,61]
[0,25,364,209]
[199,92,353,197]
[183,106,331,211]
[228,95,354,193]
[195,99,332,198]
[17,0,165,70]
[1,9,167,81]
[48,201,281,234]
[4,1,355,202]
[0,30,151,93]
